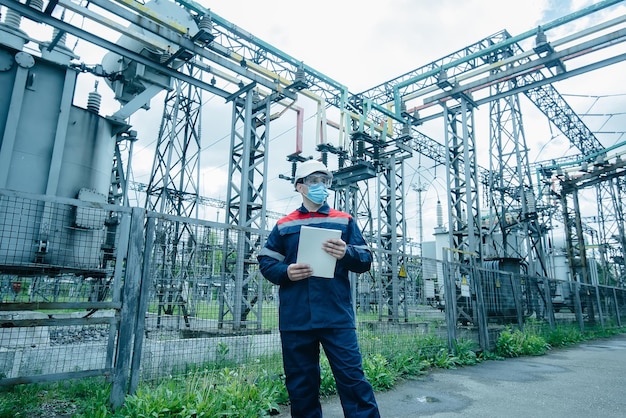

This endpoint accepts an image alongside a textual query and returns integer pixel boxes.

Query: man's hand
[323,238,346,260]
[287,263,313,281]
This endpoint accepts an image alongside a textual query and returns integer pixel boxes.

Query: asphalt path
[275,333,626,417]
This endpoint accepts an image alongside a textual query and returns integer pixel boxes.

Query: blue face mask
[306,183,329,204]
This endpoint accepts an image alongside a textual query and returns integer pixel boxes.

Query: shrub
[545,326,584,347]
[453,338,480,366]
[388,351,430,376]
[121,368,284,418]
[495,327,550,357]
[363,354,398,390]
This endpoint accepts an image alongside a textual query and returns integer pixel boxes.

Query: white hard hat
[294,159,332,184]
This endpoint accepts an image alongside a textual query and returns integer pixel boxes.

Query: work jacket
[257,202,372,331]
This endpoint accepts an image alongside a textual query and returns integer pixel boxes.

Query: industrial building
[0,0,625,408]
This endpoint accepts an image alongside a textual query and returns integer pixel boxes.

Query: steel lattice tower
[443,99,482,262]
[486,73,556,326]
[442,98,489,349]
[145,63,202,327]
[218,89,271,330]
[376,156,409,322]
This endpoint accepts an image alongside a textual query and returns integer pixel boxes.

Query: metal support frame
[3,0,624,293]
[557,157,626,330]
[486,89,533,261]
[442,97,490,348]
[485,56,555,324]
[219,89,270,330]
[443,98,482,262]
[335,176,376,316]
[144,64,203,328]
[376,155,408,322]
[0,0,624,360]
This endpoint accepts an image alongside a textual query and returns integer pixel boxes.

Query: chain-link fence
[1,189,625,406]
[0,189,133,388]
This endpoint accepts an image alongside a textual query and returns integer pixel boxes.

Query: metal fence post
[471,263,489,352]
[542,277,556,330]
[613,288,622,327]
[594,285,605,330]
[110,207,146,410]
[442,256,457,352]
[573,281,585,333]
[129,216,156,394]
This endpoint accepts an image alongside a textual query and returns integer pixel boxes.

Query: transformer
[0,29,122,275]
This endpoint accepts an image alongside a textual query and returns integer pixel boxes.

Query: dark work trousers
[281,328,380,418]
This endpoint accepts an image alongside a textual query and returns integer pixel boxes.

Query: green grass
[146,300,280,328]
[494,327,550,357]
[1,326,624,417]
[0,378,111,418]
[121,368,286,418]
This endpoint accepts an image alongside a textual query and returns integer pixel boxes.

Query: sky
[204,0,555,92]
[189,0,626,240]
[9,0,625,242]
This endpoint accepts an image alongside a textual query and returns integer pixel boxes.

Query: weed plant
[495,326,550,357]
[121,368,286,418]
[1,326,623,417]
[544,325,584,347]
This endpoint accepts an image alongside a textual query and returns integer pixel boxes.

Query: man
[257,159,380,418]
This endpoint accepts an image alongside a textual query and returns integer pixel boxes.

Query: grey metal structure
[219,89,272,330]
[147,71,203,328]
[376,154,410,322]
[0,3,126,274]
[1,0,625,357]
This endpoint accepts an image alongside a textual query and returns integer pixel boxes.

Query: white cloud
[203,0,553,91]
[192,0,626,235]
[9,0,623,236]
